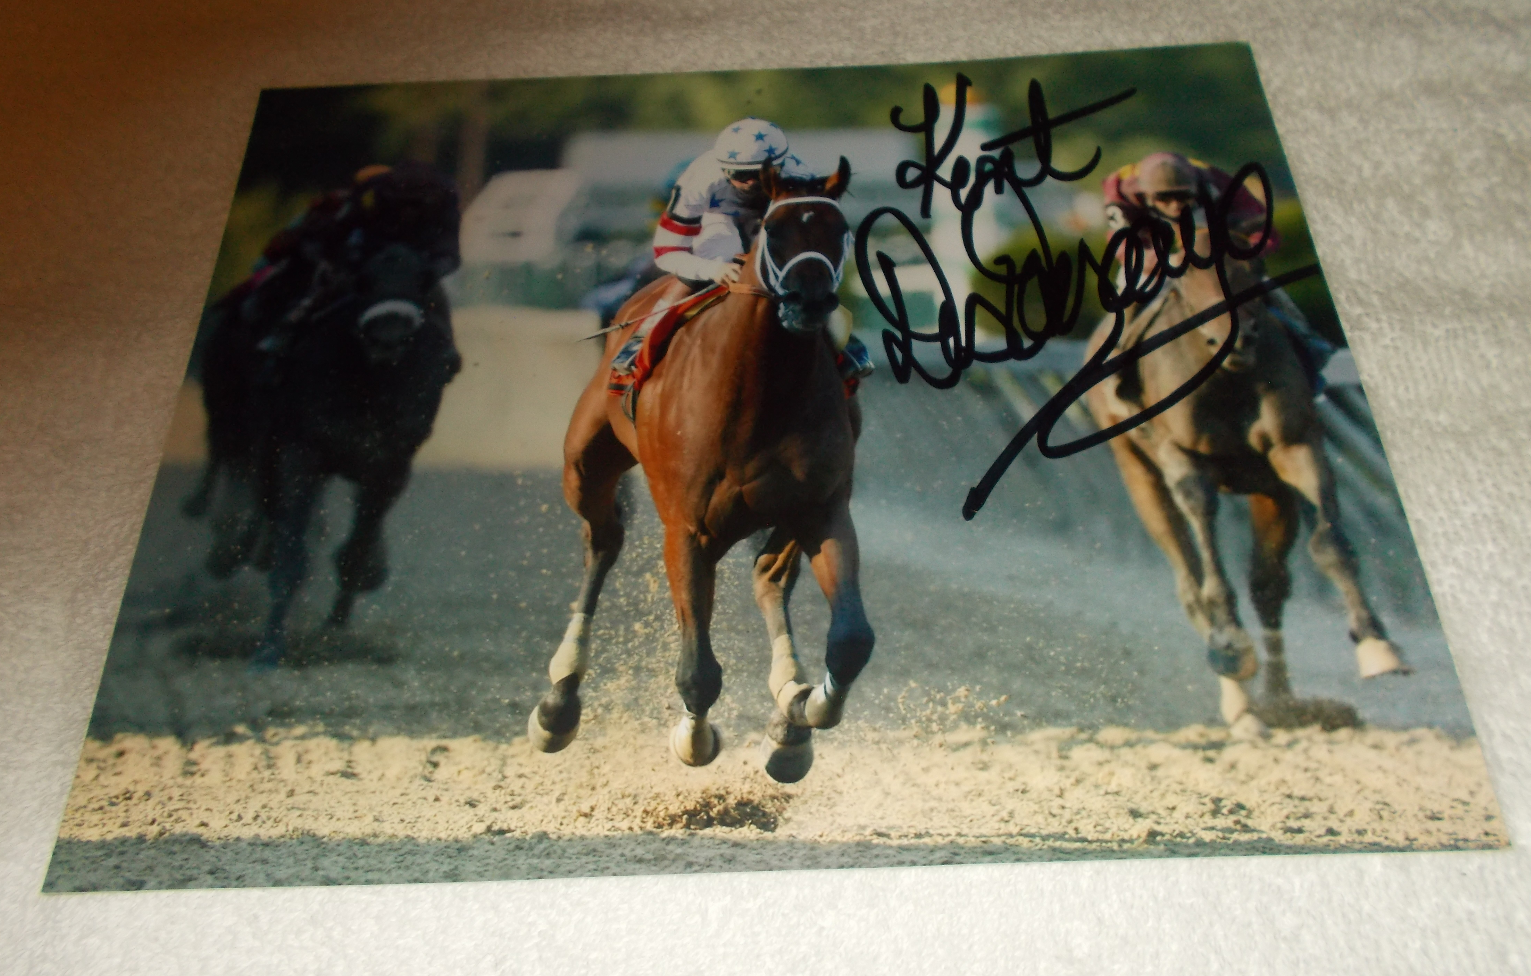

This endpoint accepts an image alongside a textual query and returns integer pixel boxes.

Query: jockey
[249,162,460,352]
[610,118,873,385]
[1103,152,1335,390]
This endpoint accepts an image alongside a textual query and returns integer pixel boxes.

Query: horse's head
[756,157,853,335]
[352,243,439,365]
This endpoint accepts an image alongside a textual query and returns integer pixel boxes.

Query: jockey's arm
[652,218,736,282]
[651,171,739,284]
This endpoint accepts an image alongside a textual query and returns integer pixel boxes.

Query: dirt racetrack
[46,307,1506,890]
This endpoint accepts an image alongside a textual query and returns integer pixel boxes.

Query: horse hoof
[246,641,283,673]
[760,718,814,784]
[1207,636,1258,680]
[761,737,813,783]
[670,715,722,767]
[1228,712,1269,741]
[1357,638,1412,678]
[527,707,578,754]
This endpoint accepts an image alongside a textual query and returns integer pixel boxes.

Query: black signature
[854,74,1320,519]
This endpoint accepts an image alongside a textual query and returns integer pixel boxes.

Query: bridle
[754,195,853,299]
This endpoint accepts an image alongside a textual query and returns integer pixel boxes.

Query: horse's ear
[761,161,781,200]
[822,156,852,199]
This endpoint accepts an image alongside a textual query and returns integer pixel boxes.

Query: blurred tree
[217,44,1344,338]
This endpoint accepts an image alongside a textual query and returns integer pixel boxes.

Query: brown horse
[526,158,872,783]
[1083,238,1409,734]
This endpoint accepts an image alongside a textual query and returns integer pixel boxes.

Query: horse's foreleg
[753,528,813,782]
[1157,447,1260,731]
[1108,437,1210,635]
[529,505,626,753]
[1248,490,1299,701]
[250,453,323,670]
[665,530,723,766]
[329,464,410,628]
[790,497,874,732]
[1267,441,1411,678]
[206,458,263,580]
[529,384,635,753]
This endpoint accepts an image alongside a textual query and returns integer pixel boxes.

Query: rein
[588,281,750,340]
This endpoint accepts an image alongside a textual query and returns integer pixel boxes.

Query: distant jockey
[246,161,461,353]
[609,118,873,387]
[1103,152,1335,392]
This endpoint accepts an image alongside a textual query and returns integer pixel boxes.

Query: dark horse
[187,244,461,667]
[527,159,872,783]
[1083,233,1409,735]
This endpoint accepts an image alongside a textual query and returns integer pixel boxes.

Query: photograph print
[46,42,1505,892]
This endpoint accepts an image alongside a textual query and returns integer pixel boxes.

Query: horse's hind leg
[1110,438,1254,726]
[1154,445,1261,729]
[328,463,410,628]
[1248,487,1361,730]
[664,530,724,766]
[528,389,634,752]
[1267,441,1411,678]
[753,528,813,783]
[250,453,324,670]
[1248,490,1299,702]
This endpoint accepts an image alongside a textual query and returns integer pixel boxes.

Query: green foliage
[242,43,1293,185]
[206,182,313,302]
[221,44,1351,339]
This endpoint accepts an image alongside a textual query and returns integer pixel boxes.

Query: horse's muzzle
[777,293,840,335]
[358,299,425,363]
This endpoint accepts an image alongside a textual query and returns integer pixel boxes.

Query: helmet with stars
[713,118,789,174]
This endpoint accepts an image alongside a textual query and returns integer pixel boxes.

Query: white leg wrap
[1220,676,1268,739]
[1356,637,1412,678]
[1219,675,1251,725]
[548,613,592,684]
[800,673,846,729]
[768,634,812,714]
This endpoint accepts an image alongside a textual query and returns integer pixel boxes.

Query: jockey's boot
[836,334,875,382]
[611,276,698,376]
[1266,289,1335,395]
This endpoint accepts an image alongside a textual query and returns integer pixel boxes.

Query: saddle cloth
[606,282,730,399]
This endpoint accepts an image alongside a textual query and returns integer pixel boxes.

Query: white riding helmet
[713,118,789,172]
